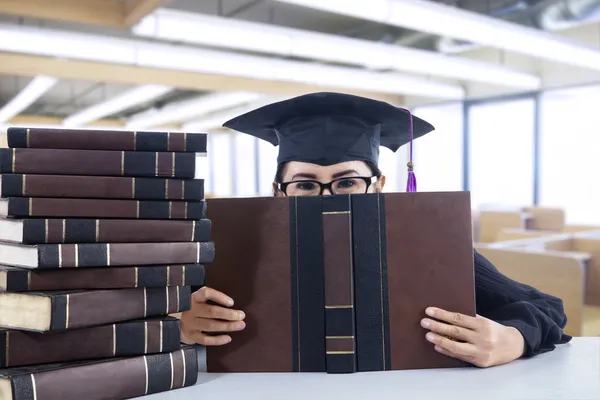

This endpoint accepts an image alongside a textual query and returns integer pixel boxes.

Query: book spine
[49,286,192,331]
[1,174,204,200]
[1,318,181,368]
[8,346,198,400]
[289,196,326,372]
[7,127,207,152]
[0,148,195,178]
[21,218,211,244]
[6,198,206,220]
[36,242,215,268]
[3,264,205,292]
[322,195,356,374]
[351,193,391,371]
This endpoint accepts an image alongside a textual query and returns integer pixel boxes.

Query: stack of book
[0,127,214,399]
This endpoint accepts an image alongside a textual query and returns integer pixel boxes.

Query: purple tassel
[406,162,417,192]
[402,108,417,192]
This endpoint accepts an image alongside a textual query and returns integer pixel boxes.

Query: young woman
[178,92,571,369]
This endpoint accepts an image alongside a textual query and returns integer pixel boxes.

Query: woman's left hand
[420,307,526,368]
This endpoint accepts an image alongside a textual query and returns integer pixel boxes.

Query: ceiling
[0,0,598,129]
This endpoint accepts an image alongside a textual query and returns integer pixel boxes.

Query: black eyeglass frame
[276,176,378,196]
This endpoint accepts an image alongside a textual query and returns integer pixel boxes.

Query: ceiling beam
[0,53,404,104]
[0,0,125,28]
[7,115,124,126]
[124,0,169,27]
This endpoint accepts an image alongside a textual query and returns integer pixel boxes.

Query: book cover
[0,241,215,269]
[0,174,204,201]
[0,197,206,220]
[0,264,205,292]
[5,127,206,153]
[0,218,211,244]
[0,286,192,332]
[0,345,198,400]
[204,192,475,373]
[0,316,181,368]
[0,148,195,179]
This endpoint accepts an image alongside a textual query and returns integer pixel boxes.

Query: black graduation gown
[473,249,572,357]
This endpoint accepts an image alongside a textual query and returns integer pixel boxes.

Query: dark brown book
[0,345,198,400]
[0,148,195,178]
[0,174,204,201]
[0,241,215,269]
[0,218,211,244]
[0,197,206,220]
[204,192,475,373]
[0,316,180,368]
[0,264,205,292]
[0,286,191,332]
[322,196,356,374]
[6,127,206,153]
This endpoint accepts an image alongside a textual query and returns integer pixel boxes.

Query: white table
[147,337,600,400]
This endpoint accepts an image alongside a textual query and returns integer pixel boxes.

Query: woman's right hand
[180,286,246,346]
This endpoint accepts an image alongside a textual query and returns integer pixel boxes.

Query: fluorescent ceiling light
[181,96,289,132]
[126,91,263,129]
[0,24,465,99]
[63,84,173,127]
[274,0,600,71]
[0,75,57,123]
[133,8,540,89]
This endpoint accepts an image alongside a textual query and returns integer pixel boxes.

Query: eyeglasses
[277,176,378,196]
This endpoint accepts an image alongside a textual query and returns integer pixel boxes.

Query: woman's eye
[337,179,356,188]
[296,182,316,190]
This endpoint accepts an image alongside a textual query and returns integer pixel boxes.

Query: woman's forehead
[283,161,371,178]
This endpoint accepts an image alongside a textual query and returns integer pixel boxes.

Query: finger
[201,304,245,321]
[433,345,461,360]
[425,332,477,357]
[420,318,476,343]
[193,287,234,307]
[425,307,480,330]
[185,330,232,346]
[202,335,233,346]
[199,318,246,333]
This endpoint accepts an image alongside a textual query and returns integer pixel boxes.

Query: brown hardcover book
[0,286,191,332]
[5,127,206,153]
[0,218,211,244]
[0,264,205,292]
[0,241,215,269]
[0,197,206,220]
[0,174,204,201]
[0,345,198,400]
[205,192,475,373]
[0,316,181,368]
[0,148,195,178]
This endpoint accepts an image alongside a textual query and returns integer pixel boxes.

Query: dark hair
[273,160,383,195]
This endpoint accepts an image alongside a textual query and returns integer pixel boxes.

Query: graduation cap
[222,92,435,192]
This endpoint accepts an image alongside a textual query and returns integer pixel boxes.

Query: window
[467,98,535,210]
[208,132,233,197]
[233,132,258,197]
[378,147,400,192]
[257,139,279,196]
[411,102,464,192]
[539,85,600,225]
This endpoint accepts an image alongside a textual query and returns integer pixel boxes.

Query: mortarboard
[222,92,435,192]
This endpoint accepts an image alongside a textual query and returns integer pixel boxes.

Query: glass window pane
[468,98,535,210]
[411,102,464,192]
[194,153,209,197]
[379,147,399,192]
[257,140,279,196]
[209,132,233,197]
[233,132,257,197]
[539,85,600,225]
